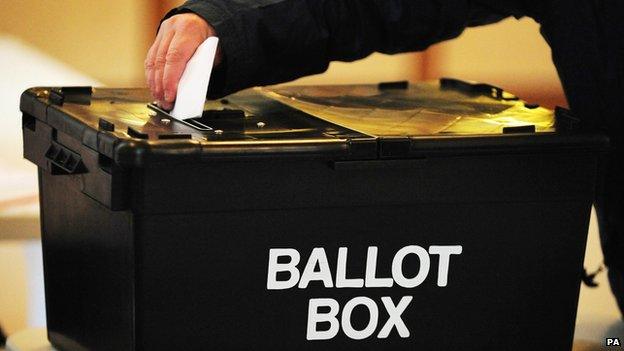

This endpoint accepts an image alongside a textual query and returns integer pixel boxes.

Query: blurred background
[0,1,619,349]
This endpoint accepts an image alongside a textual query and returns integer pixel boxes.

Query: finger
[161,33,198,109]
[145,41,157,84]
[145,31,163,97]
[153,30,175,103]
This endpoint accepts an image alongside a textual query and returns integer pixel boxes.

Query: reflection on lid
[260,83,555,136]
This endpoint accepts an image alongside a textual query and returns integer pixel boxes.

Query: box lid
[20,79,607,168]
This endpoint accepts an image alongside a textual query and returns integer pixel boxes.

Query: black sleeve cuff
[162,1,256,98]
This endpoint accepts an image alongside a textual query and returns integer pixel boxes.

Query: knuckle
[165,47,185,63]
[176,19,195,31]
[154,54,167,66]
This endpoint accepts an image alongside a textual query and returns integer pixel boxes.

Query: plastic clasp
[440,78,518,101]
[49,87,93,106]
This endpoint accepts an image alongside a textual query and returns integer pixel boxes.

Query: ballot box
[20,79,606,351]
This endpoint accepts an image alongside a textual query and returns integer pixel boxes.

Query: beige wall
[291,53,422,85]
[0,0,158,86]
[0,0,420,88]
[426,17,566,108]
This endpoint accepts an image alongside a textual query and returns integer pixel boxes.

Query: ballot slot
[188,109,246,132]
[148,101,255,133]
[147,101,357,140]
[147,102,212,131]
[184,118,213,131]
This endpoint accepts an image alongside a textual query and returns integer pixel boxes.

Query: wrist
[170,13,221,64]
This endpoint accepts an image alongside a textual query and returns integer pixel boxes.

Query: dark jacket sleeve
[166,0,528,97]
[536,0,624,133]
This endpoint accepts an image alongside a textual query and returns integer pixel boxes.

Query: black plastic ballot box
[20,80,606,351]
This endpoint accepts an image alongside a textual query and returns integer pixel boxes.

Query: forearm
[166,0,331,97]
[169,0,524,97]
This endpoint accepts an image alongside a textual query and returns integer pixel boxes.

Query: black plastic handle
[44,141,85,175]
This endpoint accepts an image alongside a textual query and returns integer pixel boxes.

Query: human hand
[145,13,221,110]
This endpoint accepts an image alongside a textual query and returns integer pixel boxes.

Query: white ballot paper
[170,36,219,119]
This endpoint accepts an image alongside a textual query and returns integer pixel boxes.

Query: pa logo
[607,338,622,347]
